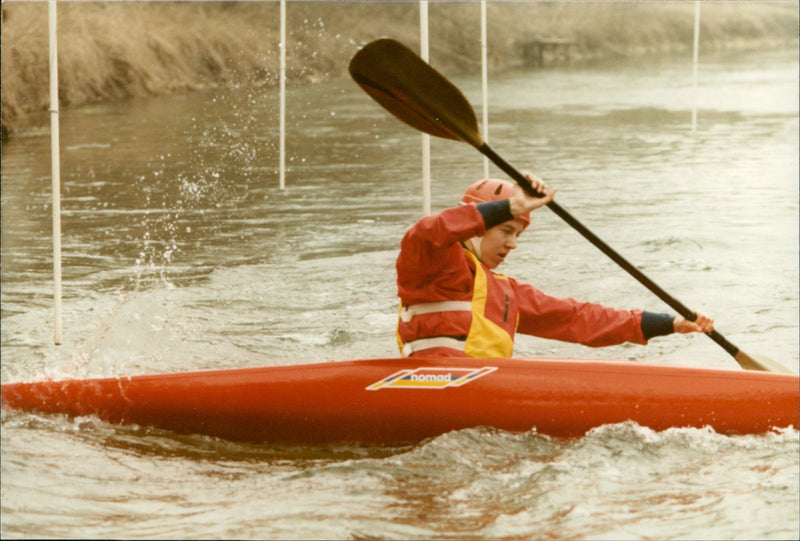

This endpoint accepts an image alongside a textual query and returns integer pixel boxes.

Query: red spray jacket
[395,204,647,357]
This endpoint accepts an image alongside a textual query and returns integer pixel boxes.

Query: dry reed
[2,1,797,140]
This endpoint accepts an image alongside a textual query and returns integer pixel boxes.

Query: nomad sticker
[366,367,497,390]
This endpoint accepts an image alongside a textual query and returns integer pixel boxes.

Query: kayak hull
[2,357,797,444]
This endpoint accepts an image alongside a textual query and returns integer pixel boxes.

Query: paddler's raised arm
[507,171,557,219]
[396,203,489,299]
[468,172,556,231]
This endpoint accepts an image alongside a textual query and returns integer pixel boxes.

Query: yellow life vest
[397,250,517,358]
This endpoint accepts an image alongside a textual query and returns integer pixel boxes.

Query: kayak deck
[1,357,797,444]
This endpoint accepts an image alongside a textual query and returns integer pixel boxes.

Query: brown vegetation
[2,1,797,140]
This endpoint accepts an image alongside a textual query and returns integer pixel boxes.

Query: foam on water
[4,411,794,539]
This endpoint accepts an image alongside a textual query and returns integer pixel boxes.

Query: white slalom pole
[49,0,63,346]
[692,0,700,132]
[481,0,489,178]
[279,0,287,189]
[420,0,431,216]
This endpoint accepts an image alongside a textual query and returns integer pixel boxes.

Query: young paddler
[396,174,714,358]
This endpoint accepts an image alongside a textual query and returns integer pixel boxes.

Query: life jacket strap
[399,301,472,323]
[401,336,466,357]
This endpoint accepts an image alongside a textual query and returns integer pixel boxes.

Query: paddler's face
[480,219,526,269]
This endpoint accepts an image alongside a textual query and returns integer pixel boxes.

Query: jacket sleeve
[513,280,647,346]
[396,205,486,304]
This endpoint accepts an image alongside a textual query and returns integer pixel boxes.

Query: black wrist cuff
[641,311,675,340]
[477,200,514,229]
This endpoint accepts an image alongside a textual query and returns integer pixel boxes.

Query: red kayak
[1,357,797,444]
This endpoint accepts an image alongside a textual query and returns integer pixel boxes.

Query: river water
[2,48,798,539]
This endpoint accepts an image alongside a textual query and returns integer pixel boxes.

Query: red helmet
[460,178,530,227]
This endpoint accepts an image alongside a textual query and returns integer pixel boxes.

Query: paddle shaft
[480,143,744,358]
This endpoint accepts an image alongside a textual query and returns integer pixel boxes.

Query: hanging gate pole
[419,0,432,216]
[279,0,287,189]
[481,0,489,178]
[49,0,63,345]
[692,1,700,132]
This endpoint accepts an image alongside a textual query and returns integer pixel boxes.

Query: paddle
[349,38,790,374]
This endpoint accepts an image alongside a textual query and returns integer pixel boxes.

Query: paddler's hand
[509,171,556,217]
[673,311,715,334]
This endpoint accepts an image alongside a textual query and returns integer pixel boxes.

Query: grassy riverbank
[2,1,797,139]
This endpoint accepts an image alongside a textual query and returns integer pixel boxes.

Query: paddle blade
[348,38,484,148]
[734,350,793,374]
